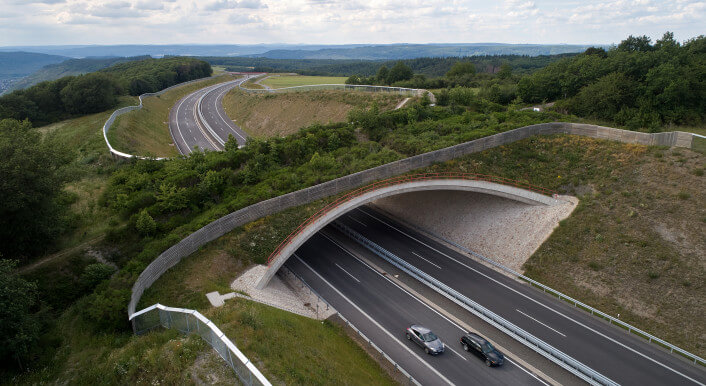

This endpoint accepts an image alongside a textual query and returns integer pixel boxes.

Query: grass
[261,75,348,89]
[222,89,403,138]
[107,74,240,157]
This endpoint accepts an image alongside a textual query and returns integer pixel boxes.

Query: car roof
[465,332,487,343]
[411,325,432,333]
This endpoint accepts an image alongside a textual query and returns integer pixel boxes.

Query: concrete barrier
[127,122,702,319]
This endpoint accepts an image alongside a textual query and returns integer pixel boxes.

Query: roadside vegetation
[108,74,240,157]
[222,88,403,138]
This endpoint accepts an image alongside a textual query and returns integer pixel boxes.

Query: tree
[60,73,120,114]
[0,259,41,370]
[387,61,414,84]
[617,35,654,52]
[376,65,389,84]
[583,47,607,58]
[0,119,73,259]
[135,209,157,236]
[446,61,476,77]
[497,63,512,79]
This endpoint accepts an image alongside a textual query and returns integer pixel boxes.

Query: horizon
[1,1,704,47]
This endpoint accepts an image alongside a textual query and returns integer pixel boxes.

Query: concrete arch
[255,179,558,289]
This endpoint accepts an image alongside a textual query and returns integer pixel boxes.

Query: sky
[0,0,704,46]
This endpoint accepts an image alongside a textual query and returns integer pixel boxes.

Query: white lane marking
[357,207,705,385]
[173,95,192,154]
[348,216,368,227]
[517,309,566,337]
[320,232,542,382]
[214,82,247,141]
[292,254,455,386]
[335,263,361,283]
[445,345,467,361]
[412,252,442,269]
[505,358,551,386]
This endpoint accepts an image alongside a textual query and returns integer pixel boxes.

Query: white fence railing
[130,303,271,386]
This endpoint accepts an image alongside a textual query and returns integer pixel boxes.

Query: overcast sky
[1,0,704,46]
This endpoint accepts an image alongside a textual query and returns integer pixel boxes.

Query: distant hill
[249,44,601,60]
[0,51,68,77]
[0,43,601,60]
[8,56,151,92]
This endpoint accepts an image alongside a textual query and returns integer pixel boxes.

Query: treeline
[0,57,212,126]
[208,54,574,78]
[519,33,706,129]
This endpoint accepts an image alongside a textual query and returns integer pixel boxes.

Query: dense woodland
[0,57,212,126]
[0,32,704,380]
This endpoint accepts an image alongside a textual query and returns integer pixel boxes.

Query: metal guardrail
[333,221,618,386]
[130,303,271,386]
[398,217,706,367]
[267,173,556,266]
[280,265,421,386]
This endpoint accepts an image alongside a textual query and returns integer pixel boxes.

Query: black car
[460,333,504,366]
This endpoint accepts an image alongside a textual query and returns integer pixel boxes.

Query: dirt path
[394,97,411,110]
[17,235,105,274]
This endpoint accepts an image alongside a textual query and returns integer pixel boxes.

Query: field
[260,74,348,88]
[222,89,404,138]
[107,74,240,157]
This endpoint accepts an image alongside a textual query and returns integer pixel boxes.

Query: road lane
[288,232,548,385]
[335,206,706,385]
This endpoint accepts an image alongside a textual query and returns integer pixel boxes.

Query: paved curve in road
[287,232,548,385]
[169,76,252,154]
[332,206,706,386]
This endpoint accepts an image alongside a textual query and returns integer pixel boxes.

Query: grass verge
[107,74,239,157]
[261,75,348,88]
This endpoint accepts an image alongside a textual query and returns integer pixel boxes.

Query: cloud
[203,0,267,11]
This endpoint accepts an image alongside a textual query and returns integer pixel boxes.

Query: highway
[331,206,706,385]
[287,232,549,385]
[169,76,251,154]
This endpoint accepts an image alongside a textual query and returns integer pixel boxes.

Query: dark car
[406,325,445,355]
[460,333,504,366]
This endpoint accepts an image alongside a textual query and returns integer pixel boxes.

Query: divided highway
[287,232,549,385]
[169,76,251,154]
[330,206,706,385]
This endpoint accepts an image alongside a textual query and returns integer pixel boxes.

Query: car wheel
[406,333,411,340]
[485,359,492,367]
[425,348,430,355]
[463,343,469,352]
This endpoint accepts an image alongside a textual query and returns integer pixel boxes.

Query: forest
[0,57,212,126]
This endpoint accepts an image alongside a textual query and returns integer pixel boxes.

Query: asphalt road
[169,76,251,154]
[334,206,706,386]
[288,232,549,385]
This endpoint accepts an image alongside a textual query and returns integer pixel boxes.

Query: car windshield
[421,332,438,342]
[481,342,495,354]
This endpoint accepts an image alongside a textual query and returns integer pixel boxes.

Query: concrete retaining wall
[127,122,700,317]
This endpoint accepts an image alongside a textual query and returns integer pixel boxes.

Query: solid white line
[505,358,551,386]
[173,95,192,154]
[348,216,368,227]
[358,207,705,385]
[292,254,455,386]
[517,309,566,337]
[335,263,361,283]
[412,252,442,269]
[211,81,247,141]
[445,345,467,361]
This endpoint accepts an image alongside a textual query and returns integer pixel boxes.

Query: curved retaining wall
[127,122,697,317]
[103,75,222,160]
